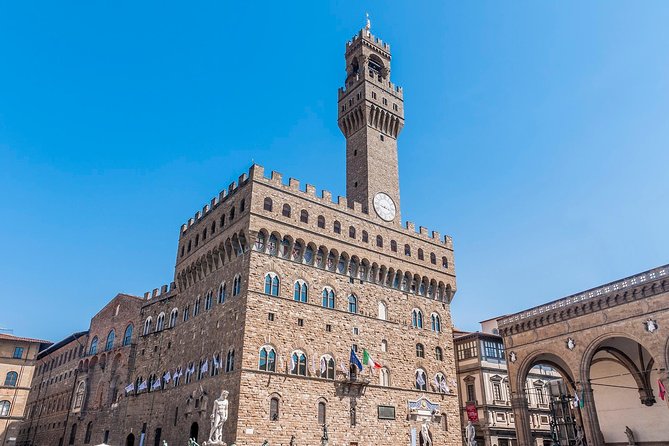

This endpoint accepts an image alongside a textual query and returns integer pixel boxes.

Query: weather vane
[365,12,371,32]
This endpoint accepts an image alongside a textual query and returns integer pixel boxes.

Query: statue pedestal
[203,441,227,446]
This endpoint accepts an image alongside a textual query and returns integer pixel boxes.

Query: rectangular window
[352,327,359,335]
[382,98,388,105]
[372,92,377,99]
[457,341,478,360]
[467,384,476,403]
[297,318,304,327]
[352,344,358,353]
[268,313,275,321]
[377,405,396,420]
[483,340,505,360]
[13,347,24,359]
[325,324,332,332]
[393,103,398,111]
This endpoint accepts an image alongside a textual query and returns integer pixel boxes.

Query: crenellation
[219,189,228,203]
[305,184,316,196]
[288,178,300,190]
[337,196,348,207]
[432,230,441,241]
[406,221,415,232]
[321,189,332,202]
[227,181,237,194]
[160,284,168,294]
[195,211,201,221]
[203,204,209,215]
[419,226,428,236]
[270,170,283,184]
[353,201,363,212]
[238,172,248,185]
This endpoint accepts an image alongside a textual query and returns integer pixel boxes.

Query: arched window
[376,235,383,247]
[225,350,235,373]
[290,351,307,376]
[240,198,246,212]
[73,381,86,409]
[431,313,441,332]
[349,226,356,238]
[119,324,132,347]
[293,280,308,303]
[84,421,93,444]
[442,256,449,269]
[320,355,335,380]
[156,313,165,331]
[415,369,427,391]
[220,214,226,228]
[259,346,276,372]
[317,215,325,229]
[404,244,411,256]
[430,253,436,264]
[183,305,190,322]
[89,337,98,355]
[270,397,279,421]
[418,248,424,260]
[229,206,235,220]
[254,233,266,251]
[205,291,213,310]
[318,401,327,424]
[322,288,335,309]
[435,372,449,393]
[264,197,273,211]
[0,400,10,417]
[233,275,242,296]
[169,309,178,328]
[282,204,291,218]
[411,309,423,329]
[212,354,221,376]
[143,317,152,336]
[333,221,341,234]
[300,210,309,223]
[218,283,227,303]
[416,343,425,358]
[390,240,397,252]
[378,301,387,320]
[264,273,279,296]
[435,347,444,361]
[381,340,388,352]
[4,372,18,387]
[379,368,390,387]
[68,423,77,445]
[348,295,358,314]
[105,330,115,351]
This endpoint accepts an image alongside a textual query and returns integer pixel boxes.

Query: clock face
[373,193,396,221]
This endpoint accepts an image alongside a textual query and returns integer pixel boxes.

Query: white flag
[440,380,449,394]
[163,371,171,383]
[290,354,296,373]
[201,360,209,375]
[124,383,135,393]
[320,357,326,374]
[151,378,161,390]
[213,355,220,369]
[138,380,148,391]
[339,360,348,375]
[416,372,426,387]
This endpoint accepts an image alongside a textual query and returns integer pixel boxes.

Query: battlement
[338,78,403,101]
[249,163,453,249]
[143,282,176,301]
[346,29,391,54]
[180,171,251,237]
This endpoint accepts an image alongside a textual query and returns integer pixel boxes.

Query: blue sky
[1,2,668,341]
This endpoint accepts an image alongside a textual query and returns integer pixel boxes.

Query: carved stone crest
[566,338,576,350]
[644,319,658,333]
[509,352,517,363]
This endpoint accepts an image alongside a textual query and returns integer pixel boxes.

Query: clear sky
[1,1,668,342]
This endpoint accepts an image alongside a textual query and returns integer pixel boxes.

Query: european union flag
[350,348,363,371]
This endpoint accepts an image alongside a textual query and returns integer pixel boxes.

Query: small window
[123,324,133,346]
[13,347,24,359]
[381,340,388,352]
[270,397,279,421]
[233,275,242,296]
[264,273,279,296]
[325,324,332,332]
[225,350,235,373]
[318,401,327,424]
[376,235,383,247]
[268,312,275,321]
[293,280,308,303]
[431,313,442,332]
[202,228,207,241]
[404,244,411,256]
[89,337,99,355]
[348,295,358,314]
[229,207,235,220]
[259,346,276,372]
[412,309,423,329]
[105,330,115,351]
[318,215,325,229]
[435,347,443,361]
[442,256,449,269]
[290,351,307,376]
[380,134,384,141]
[372,91,377,99]
[282,204,291,218]
[349,226,356,238]
[393,103,398,111]
[415,370,427,391]
[383,97,388,105]
[264,198,273,212]
[4,372,18,387]
[334,221,341,234]
[220,214,226,228]
[298,318,304,327]
[418,249,424,260]
[195,234,199,247]
[217,283,227,304]
[300,210,309,223]
[390,240,397,252]
[240,199,246,212]
[416,343,425,358]
[362,231,368,243]
[430,253,437,264]
[352,327,359,335]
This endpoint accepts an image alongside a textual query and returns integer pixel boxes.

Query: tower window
[300,210,309,223]
[372,92,377,100]
[333,221,341,234]
[376,235,383,247]
[263,198,273,212]
[383,98,388,106]
[362,231,368,243]
[390,240,397,252]
[393,103,398,111]
[349,226,356,238]
[354,181,358,187]
[353,149,357,156]
[380,134,384,141]
[282,204,291,218]
[317,215,325,229]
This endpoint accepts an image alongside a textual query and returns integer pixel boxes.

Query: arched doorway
[189,422,199,442]
[583,335,667,444]
[126,433,135,446]
[512,352,579,446]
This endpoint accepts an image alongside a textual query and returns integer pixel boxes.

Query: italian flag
[363,349,382,369]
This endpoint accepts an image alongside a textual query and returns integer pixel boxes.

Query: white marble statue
[420,421,432,446]
[206,390,229,445]
[465,421,476,446]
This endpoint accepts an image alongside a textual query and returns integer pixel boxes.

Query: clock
[373,192,396,221]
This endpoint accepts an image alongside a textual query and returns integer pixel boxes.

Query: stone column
[511,391,532,446]
[579,381,605,445]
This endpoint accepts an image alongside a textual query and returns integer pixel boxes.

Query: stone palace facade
[17,22,460,446]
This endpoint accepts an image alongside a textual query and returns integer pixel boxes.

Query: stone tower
[338,21,404,223]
